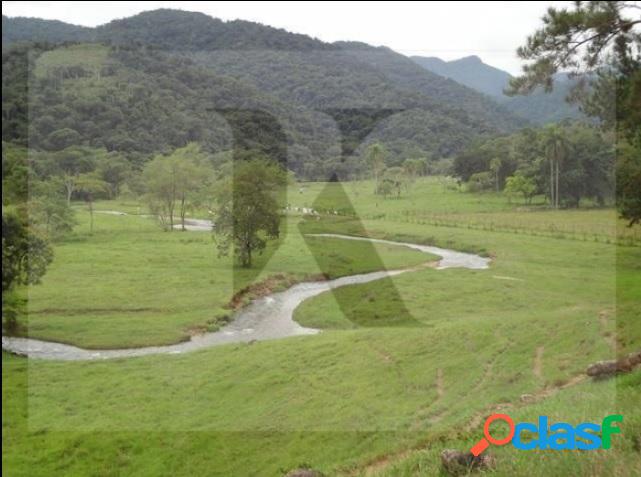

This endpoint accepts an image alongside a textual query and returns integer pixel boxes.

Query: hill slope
[3,10,530,177]
[412,55,511,98]
[412,55,582,124]
[2,15,91,44]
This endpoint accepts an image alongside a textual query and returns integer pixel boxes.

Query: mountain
[3,42,337,166]
[90,11,526,129]
[96,9,334,51]
[411,55,582,124]
[2,15,91,44]
[2,10,330,50]
[3,10,530,179]
[411,55,511,98]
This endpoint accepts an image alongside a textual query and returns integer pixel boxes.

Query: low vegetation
[3,175,640,475]
[2,2,639,476]
[16,204,428,348]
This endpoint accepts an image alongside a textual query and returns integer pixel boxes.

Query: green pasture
[3,178,639,476]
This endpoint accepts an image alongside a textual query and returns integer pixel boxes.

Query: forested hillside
[3,43,337,168]
[3,10,530,179]
[2,15,91,44]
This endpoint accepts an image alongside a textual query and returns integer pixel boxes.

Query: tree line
[453,122,615,208]
[505,1,640,223]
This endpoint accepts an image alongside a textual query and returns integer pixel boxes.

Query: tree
[377,177,394,200]
[489,157,502,193]
[28,179,76,239]
[366,143,387,194]
[456,122,613,208]
[507,1,640,96]
[403,158,426,177]
[467,171,495,193]
[96,152,131,198]
[431,158,455,177]
[143,154,179,230]
[2,142,30,204]
[505,173,537,204]
[454,135,518,190]
[508,1,640,222]
[213,156,286,268]
[543,125,568,208]
[2,211,53,292]
[403,158,426,190]
[616,140,641,225]
[40,146,97,205]
[565,122,614,206]
[76,173,110,234]
[46,128,81,151]
[2,211,54,332]
[174,147,212,231]
[142,144,211,231]
[383,166,407,198]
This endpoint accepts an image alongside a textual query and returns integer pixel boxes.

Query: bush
[467,171,494,192]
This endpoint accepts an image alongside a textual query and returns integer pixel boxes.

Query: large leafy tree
[505,173,537,204]
[2,142,30,204]
[213,155,286,268]
[96,152,131,198]
[617,140,641,224]
[2,211,54,332]
[142,143,211,230]
[37,146,98,205]
[2,211,53,292]
[508,0,640,223]
[28,178,76,239]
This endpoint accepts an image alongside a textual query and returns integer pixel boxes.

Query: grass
[288,179,640,246]
[20,205,428,348]
[3,178,640,476]
[34,43,111,79]
[295,215,620,356]
[361,370,641,477]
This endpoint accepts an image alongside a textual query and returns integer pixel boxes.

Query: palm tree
[489,157,502,193]
[366,143,387,194]
[543,125,567,209]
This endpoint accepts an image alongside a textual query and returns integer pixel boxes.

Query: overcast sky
[3,1,569,74]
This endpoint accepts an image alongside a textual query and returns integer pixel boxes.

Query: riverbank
[4,234,482,360]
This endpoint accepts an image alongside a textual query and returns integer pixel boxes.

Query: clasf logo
[471,414,623,456]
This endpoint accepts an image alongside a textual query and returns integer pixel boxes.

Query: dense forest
[2,6,639,221]
[453,122,614,207]
[2,9,530,181]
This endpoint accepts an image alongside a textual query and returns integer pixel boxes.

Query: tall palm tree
[543,125,568,209]
[489,157,502,193]
[366,143,387,194]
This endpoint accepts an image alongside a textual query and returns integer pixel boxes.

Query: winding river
[1,233,489,361]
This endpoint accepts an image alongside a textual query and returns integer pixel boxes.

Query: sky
[2,1,569,74]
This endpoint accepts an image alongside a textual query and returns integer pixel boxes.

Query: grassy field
[289,179,640,246]
[3,178,640,476]
[20,206,428,348]
[34,44,111,77]
[366,370,641,477]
